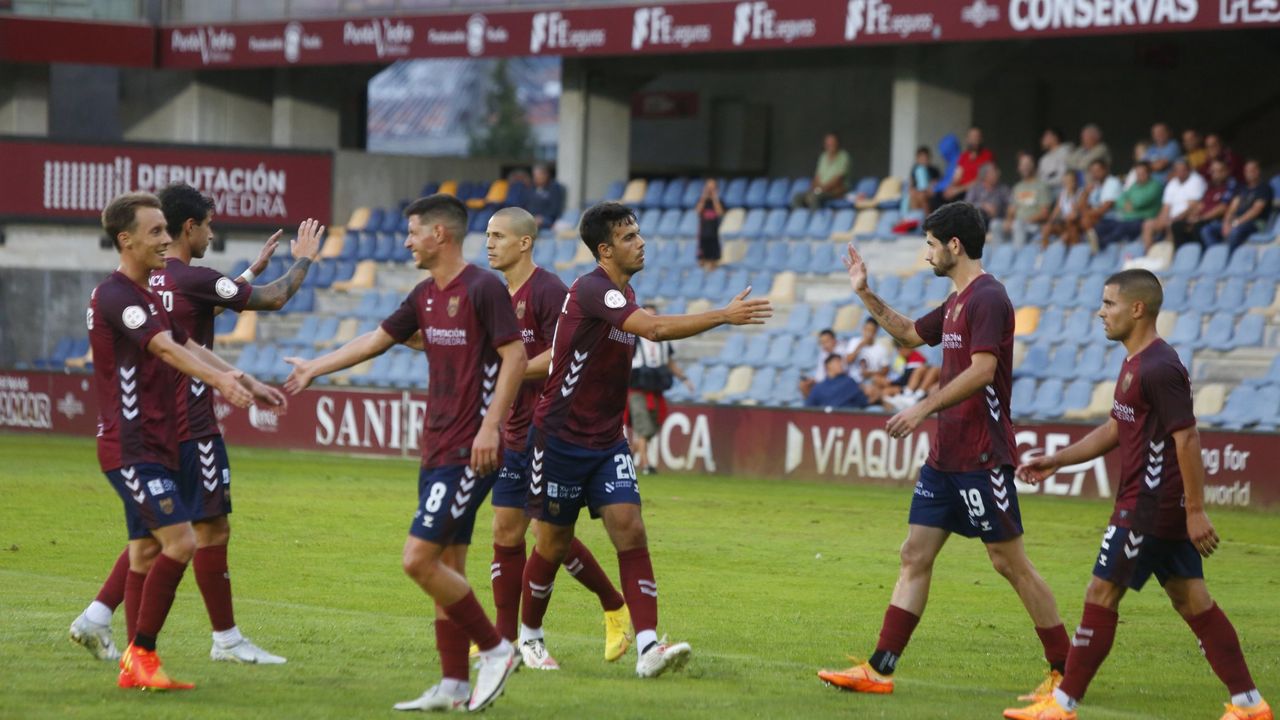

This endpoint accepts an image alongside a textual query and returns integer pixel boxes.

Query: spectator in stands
[1068,123,1111,174]
[628,304,695,475]
[1202,133,1243,182]
[1080,158,1123,244]
[799,328,841,398]
[965,164,1012,242]
[843,318,891,386]
[1123,141,1149,189]
[1143,122,1181,182]
[907,146,942,211]
[1007,151,1053,248]
[694,179,724,271]
[1203,158,1273,249]
[1172,158,1236,247]
[524,163,565,231]
[940,126,993,203]
[876,340,939,411]
[1141,158,1206,249]
[1040,168,1084,247]
[1095,161,1163,248]
[1037,127,1074,191]
[1182,128,1207,172]
[804,354,871,410]
[792,132,850,210]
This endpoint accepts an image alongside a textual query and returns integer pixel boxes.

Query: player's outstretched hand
[292,218,325,261]
[239,372,288,413]
[844,242,869,294]
[723,287,772,326]
[1187,509,1220,558]
[470,425,500,476]
[1015,454,1060,485]
[886,401,929,439]
[214,371,254,409]
[283,357,316,395]
[249,230,282,277]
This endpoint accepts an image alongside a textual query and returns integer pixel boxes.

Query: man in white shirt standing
[1142,158,1207,250]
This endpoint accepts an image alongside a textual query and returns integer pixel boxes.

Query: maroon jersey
[533,266,641,449]
[914,273,1016,472]
[88,271,190,472]
[1109,339,1196,539]
[151,258,253,442]
[504,266,568,453]
[381,264,521,468]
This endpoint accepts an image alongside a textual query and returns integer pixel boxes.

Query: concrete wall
[0,63,50,136]
[0,267,101,367]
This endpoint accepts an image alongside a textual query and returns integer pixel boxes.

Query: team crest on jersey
[158,498,174,515]
[548,501,560,516]
[447,295,460,317]
[86,307,94,330]
[215,276,238,299]
[516,300,527,319]
[1122,371,1133,392]
[122,305,147,329]
[604,289,627,309]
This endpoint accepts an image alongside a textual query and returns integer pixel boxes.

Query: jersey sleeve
[380,285,422,343]
[1142,357,1196,434]
[473,275,521,348]
[180,265,253,312]
[578,275,641,329]
[100,284,173,351]
[914,304,946,347]
[536,276,568,341]
[967,287,1011,355]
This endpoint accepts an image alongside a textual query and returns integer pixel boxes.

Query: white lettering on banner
[1009,0,1198,32]
[530,12,607,53]
[1204,481,1251,507]
[1220,0,1280,23]
[649,412,717,472]
[248,405,279,432]
[844,0,937,42]
[733,1,818,45]
[961,0,1003,27]
[0,386,53,429]
[1014,430,1112,498]
[314,396,405,449]
[169,27,237,64]
[632,7,713,50]
[56,392,85,420]
[784,421,928,479]
[342,18,414,58]
[1200,442,1251,476]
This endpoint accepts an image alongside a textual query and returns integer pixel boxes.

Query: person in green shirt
[1096,161,1163,248]
[792,133,850,210]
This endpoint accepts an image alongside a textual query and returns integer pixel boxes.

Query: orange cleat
[1004,695,1077,720]
[120,643,194,691]
[817,660,894,694]
[1221,700,1273,720]
[1018,670,1064,702]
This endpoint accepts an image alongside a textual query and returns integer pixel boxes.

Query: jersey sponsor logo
[122,305,147,330]
[424,327,467,346]
[521,328,536,344]
[608,327,636,345]
[1112,400,1136,423]
[941,332,963,349]
[447,295,460,317]
[215,276,238,299]
[604,289,627,309]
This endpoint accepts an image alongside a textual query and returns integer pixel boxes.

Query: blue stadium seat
[1225,246,1256,277]
[656,268,682,298]
[675,209,699,239]
[925,276,951,304]
[764,335,796,368]
[715,334,748,365]
[763,242,790,271]
[1040,242,1067,274]
[1166,312,1202,346]
[810,304,836,333]
[1088,243,1121,274]
[332,259,356,284]
[533,240,555,266]
[744,177,769,208]
[1255,246,1280,280]
[783,209,811,240]
[1005,275,1028,307]
[742,334,771,367]
[678,179,704,209]
[652,239,678,268]
[808,243,837,274]
[739,241,766,270]
[379,207,402,233]
[876,274,902,306]
[1013,243,1040,273]
[771,368,802,406]
[640,179,666,209]
[1213,277,1247,312]
[852,176,878,200]
[764,177,792,209]
[703,268,728,299]
[721,178,748,208]
[1043,344,1079,380]
[1048,276,1078,308]
[1243,355,1280,389]
[785,243,812,273]
[699,364,730,399]
[1017,344,1050,379]
[1203,384,1271,429]
[284,287,315,314]
[1166,243,1202,276]
[1196,243,1230,277]
[1247,212,1280,244]
[874,210,902,239]
[633,269,659,298]
[660,178,687,209]
[787,177,811,205]
[829,208,856,238]
[737,209,766,241]
[677,269,706,299]
[665,362,703,402]
[637,208,663,235]
[1188,279,1217,310]
[804,209,834,240]
[1070,274,1107,309]
[1061,244,1091,276]
[1062,379,1094,416]
[601,180,625,203]
[1076,342,1107,381]
[735,366,776,404]
[1028,379,1066,418]
[987,244,1016,275]
[419,181,440,197]
[313,317,339,346]
[1022,274,1052,308]
[1011,377,1037,411]
[1161,276,1189,312]
[1028,308,1064,344]
[761,208,788,239]
[1196,311,1234,350]
[655,208,682,238]
[1226,313,1265,350]
[214,310,238,336]
[365,208,386,232]
[897,274,925,307]
[749,270,776,295]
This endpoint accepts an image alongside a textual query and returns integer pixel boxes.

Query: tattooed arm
[843,242,924,347]
[243,218,324,311]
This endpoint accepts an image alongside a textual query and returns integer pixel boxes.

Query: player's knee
[899,541,935,574]
[195,517,230,547]
[1083,579,1122,609]
[402,552,438,582]
[161,531,197,564]
[492,512,527,547]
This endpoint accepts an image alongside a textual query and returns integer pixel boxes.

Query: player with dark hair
[1005,270,1271,720]
[87,191,282,690]
[819,201,1071,700]
[482,206,632,670]
[518,201,771,678]
[71,183,321,666]
[284,194,523,712]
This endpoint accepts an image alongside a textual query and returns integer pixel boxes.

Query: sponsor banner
[158,1,1254,68]
[3,371,1275,509]
[0,139,332,229]
[0,16,153,67]
[631,91,700,119]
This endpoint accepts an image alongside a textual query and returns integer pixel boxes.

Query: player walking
[1004,270,1271,720]
[818,202,1071,699]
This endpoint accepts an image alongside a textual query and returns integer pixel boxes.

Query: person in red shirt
[942,126,995,202]
[818,202,1069,702]
[1004,270,1271,720]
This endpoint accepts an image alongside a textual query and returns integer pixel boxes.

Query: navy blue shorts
[1092,525,1203,591]
[526,429,641,527]
[105,463,190,540]
[178,435,232,522]
[409,464,496,545]
[907,464,1024,543]
[491,447,529,509]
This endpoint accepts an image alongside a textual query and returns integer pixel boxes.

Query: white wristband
[238,268,257,283]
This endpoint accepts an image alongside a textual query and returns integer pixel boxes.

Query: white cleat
[210,637,287,664]
[69,613,121,661]
[636,636,692,678]
[469,640,519,713]
[519,638,561,671]
[392,684,468,712]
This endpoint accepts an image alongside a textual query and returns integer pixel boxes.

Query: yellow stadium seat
[332,260,376,291]
[684,299,713,315]
[326,318,359,348]
[437,180,458,197]
[1014,307,1041,337]
[1156,311,1177,338]
[468,180,508,210]
[346,207,370,230]
[851,209,878,236]
[620,179,647,205]
[768,271,796,303]
[1064,381,1116,420]
[719,240,747,265]
[320,227,346,259]
[1012,340,1028,369]
[706,365,753,402]
[65,346,93,370]
[1145,240,1174,270]
[871,176,903,207]
[1192,383,1226,420]
[828,211,859,242]
[833,304,861,332]
[718,208,746,237]
[217,311,257,345]
[332,358,372,386]
[571,240,596,266]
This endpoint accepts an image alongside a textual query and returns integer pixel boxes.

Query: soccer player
[71,184,321,665]
[1004,270,1271,720]
[283,194,522,713]
[483,206,632,670]
[518,202,771,678]
[88,191,282,689]
[818,202,1071,699]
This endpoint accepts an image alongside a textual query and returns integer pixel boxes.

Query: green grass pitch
[1,432,1276,719]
